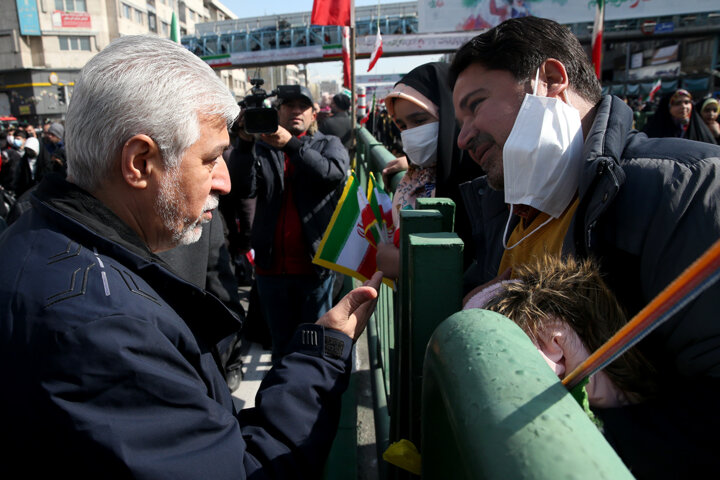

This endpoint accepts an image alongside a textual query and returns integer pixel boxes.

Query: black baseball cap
[277,85,314,107]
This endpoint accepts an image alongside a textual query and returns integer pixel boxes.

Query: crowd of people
[1,14,720,479]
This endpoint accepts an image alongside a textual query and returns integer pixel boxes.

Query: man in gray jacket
[450,16,720,478]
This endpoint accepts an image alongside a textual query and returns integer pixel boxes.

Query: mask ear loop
[502,206,555,250]
[537,63,574,106]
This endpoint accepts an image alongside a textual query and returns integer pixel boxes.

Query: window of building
[122,4,132,19]
[188,10,195,21]
[59,35,91,51]
[55,0,87,12]
[135,9,144,24]
[148,13,157,33]
[161,21,169,35]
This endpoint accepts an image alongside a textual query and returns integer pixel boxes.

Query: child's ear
[536,330,566,377]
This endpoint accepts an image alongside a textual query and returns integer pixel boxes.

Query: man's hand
[231,111,256,142]
[316,271,383,342]
[260,125,293,149]
[382,156,409,191]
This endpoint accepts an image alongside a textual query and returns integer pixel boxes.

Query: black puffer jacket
[461,95,720,478]
[229,131,350,277]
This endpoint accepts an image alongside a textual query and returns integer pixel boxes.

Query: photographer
[228,85,350,362]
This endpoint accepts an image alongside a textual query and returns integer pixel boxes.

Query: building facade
[1,0,247,124]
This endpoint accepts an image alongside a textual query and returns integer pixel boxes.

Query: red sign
[52,11,92,29]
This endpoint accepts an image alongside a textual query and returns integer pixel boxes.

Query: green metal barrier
[355,126,405,192]
[407,232,463,446]
[422,310,634,479]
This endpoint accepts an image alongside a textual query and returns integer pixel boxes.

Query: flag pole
[350,0,357,164]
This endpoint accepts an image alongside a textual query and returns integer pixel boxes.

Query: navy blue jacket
[0,175,354,479]
[460,96,720,478]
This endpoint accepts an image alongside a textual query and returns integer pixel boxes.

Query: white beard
[155,167,218,246]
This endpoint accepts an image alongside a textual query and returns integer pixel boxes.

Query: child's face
[702,106,718,123]
[531,319,629,408]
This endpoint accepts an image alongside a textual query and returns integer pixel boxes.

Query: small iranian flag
[367,173,395,243]
[591,0,605,80]
[647,79,662,102]
[367,30,383,72]
[314,174,379,283]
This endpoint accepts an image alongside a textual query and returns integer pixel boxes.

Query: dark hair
[449,16,602,104]
[484,255,657,402]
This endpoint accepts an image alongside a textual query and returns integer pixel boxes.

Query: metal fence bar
[422,310,634,479]
[392,210,444,452]
[407,232,463,448]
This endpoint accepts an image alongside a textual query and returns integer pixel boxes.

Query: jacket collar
[33,174,153,258]
[580,95,633,196]
[31,175,242,344]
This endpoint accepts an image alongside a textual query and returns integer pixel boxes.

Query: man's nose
[212,158,231,195]
[456,122,473,151]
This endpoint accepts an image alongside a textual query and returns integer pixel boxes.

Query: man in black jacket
[451,16,720,478]
[319,92,353,150]
[229,86,350,362]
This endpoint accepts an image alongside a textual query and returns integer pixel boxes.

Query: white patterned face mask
[502,68,584,220]
[400,121,438,168]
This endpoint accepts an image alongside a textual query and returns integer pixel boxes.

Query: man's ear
[120,134,162,190]
[538,58,570,101]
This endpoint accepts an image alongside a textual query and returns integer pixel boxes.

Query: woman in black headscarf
[376,62,484,279]
[642,89,716,145]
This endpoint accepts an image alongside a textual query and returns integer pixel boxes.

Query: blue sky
[219,0,443,82]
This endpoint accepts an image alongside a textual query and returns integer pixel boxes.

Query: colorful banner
[418,0,720,34]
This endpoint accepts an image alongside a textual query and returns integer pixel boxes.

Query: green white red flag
[647,79,662,102]
[591,0,605,79]
[313,173,394,287]
[367,173,395,243]
[367,30,383,72]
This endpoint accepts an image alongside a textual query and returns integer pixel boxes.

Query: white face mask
[502,69,584,219]
[400,121,439,168]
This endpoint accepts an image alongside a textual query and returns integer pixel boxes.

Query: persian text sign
[16,0,41,36]
[52,11,92,29]
[419,0,720,33]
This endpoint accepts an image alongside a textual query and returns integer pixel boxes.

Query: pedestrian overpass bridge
[181,2,478,69]
[181,3,720,72]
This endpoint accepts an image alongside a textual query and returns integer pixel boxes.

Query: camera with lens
[237,80,305,135]
[238,78,277,135]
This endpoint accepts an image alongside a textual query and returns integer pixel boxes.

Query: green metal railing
[422,310,634,479]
